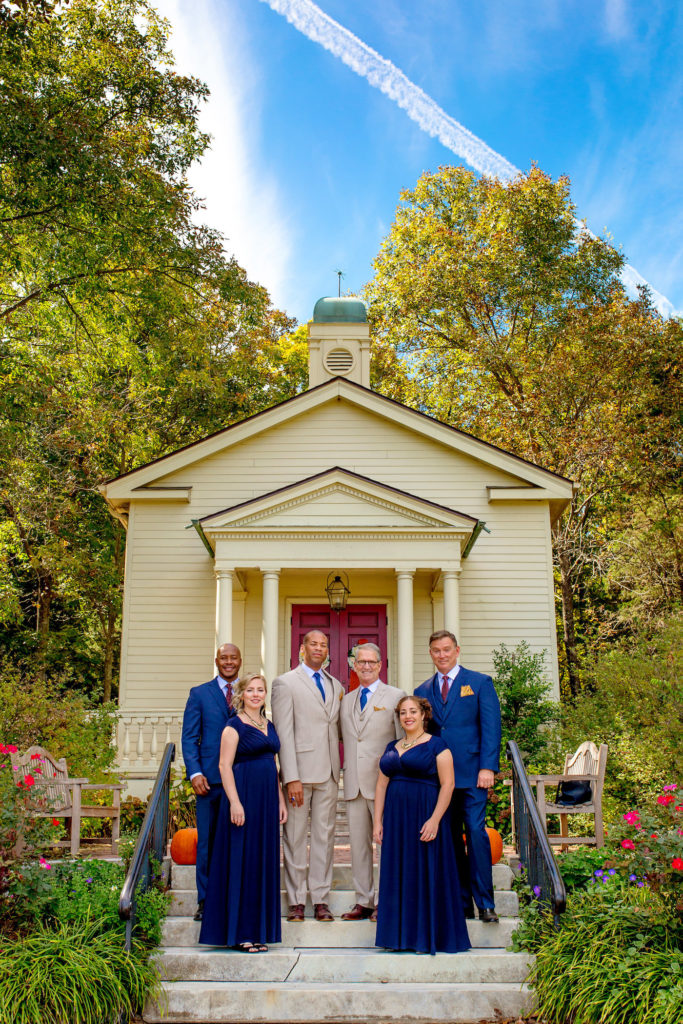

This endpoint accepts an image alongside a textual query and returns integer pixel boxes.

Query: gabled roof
[100,378,574,511]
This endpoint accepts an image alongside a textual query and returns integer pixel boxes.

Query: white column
[215,568,234,649]
[396,570,415,693]
[442,570,461,643]
[261,570,280,684]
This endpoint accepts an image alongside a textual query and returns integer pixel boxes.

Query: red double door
[290,605,387,692]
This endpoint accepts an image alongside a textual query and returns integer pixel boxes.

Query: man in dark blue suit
[181,643,241,921]
[414,630,501,923]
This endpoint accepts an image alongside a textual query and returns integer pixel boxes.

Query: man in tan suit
[271,629,343,922]
[340,643,403,921]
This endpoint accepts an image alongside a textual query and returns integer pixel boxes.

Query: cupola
[307,296,371,389]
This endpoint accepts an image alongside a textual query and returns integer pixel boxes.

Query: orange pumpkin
[462,826,504,865]
[170,827,198,865]
[486,827,504,865]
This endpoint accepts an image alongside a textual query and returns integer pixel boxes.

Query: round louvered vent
[323,347,354,375]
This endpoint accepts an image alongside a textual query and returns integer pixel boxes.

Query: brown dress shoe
[313,903,334,921]
[341,903,373,921]
[287,904,305,921]
[369,907,378,922]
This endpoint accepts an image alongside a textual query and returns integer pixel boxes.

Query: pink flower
[663,784,677,792]
[677,829,683,836]
[658,794,674,805]
[672,858,683,871]
[621,839,636,850]
[623,812,640,825]
[38,857,52,870]
[5,745,17,753]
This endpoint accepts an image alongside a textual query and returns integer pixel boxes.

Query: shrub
[492,641,556,764]
[0,920,160,1024]
[525,886,683,1024]
[555,845,614,893]
[169,774,197,830]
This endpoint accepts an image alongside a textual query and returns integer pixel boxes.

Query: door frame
[284,596,395,688]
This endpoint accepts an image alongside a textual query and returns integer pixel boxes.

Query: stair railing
[507,740,566,928]
[119,741,175,950]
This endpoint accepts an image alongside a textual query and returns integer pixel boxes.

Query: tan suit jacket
[341,682,403,800]
[271,663,343,786]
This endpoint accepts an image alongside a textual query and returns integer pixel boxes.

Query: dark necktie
[313,671,326,702]
[224,682,233,709]
[360,686,370,711]
[441,674,450,702]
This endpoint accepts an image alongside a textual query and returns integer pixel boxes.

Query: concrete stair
[144,860,534,1023]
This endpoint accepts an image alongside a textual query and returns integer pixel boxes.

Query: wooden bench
[11,745,124,856]
[527,741,608,850]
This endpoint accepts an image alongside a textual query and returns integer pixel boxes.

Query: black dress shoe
[464,910,475,920]
[478,907,499,923]
[193,900,205,921]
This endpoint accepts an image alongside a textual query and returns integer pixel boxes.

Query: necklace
[243,711,267,731]
[400,730,425,750]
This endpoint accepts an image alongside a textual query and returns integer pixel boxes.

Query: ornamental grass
[0,920,161,1024]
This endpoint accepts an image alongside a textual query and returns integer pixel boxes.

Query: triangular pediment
[199,468,478,537]
[100,379,574,513]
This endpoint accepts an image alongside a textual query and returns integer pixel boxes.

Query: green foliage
[168,775,197,831]
[0,665,117,778]
[553,613,683,809]
[0,749,56,880]
[485,774,512,836]
[0,920,160,1024]
[555,845,614,893]
[523,886,683,1024]
[492,641,556,763]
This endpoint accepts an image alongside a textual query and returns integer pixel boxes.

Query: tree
[365,165,682,693]
[0,0,307,698]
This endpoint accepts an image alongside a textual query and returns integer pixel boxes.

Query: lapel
[298,664,331,717]
[354,681,382,734]
[431,672,458,725]
[208,677,230,721]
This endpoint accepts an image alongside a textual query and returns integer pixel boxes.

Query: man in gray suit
[271,630,343,922]
[339,643,402,921]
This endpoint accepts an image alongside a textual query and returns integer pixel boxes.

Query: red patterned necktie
[441,674,450,702]
[224,683,232,708]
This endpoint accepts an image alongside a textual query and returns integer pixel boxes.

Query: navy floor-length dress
[199,717,282,947]
[375,736,471,954]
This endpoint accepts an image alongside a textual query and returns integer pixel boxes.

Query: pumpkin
[170,827,198,865]
[486,827,504,865]
[462,826,504,865]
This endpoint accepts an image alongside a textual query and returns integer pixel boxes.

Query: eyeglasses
[356,660,380,666]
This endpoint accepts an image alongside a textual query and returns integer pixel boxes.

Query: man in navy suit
[181,643,241,920]
[414,630,501,923]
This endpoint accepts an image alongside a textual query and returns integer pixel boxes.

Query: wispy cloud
[152,0,292,307]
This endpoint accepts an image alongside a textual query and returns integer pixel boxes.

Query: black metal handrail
[507,739,566,927]
[119,741,175,949]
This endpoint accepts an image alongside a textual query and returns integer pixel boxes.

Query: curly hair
[394,694,433,724]
[232,673,268,717]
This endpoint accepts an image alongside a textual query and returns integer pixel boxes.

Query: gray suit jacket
[340,682,403,800]
[271,664,343,786]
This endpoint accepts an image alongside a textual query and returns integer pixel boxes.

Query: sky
[153,0,682,323]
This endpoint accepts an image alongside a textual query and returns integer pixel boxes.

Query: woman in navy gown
[199,673,286,952]
[373,695,470,955]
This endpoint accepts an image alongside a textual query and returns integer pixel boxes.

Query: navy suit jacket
[414,666,501,789]
[181,677,236,786]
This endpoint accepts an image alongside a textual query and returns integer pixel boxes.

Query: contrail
[259,0,678,318]
[259,0,518,181]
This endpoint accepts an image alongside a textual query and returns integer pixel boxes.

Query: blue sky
[154,0,682,323]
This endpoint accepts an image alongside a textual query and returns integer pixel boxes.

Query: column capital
[395,568,416,578]
[214,566,234,580]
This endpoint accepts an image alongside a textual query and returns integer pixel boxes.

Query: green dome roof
[312,296,367,323]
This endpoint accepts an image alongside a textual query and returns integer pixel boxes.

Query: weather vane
[335,269,345,297]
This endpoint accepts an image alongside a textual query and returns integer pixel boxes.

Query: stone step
[170,861,514,891]
[161,916,519,949]
[144,980,534,1023]
[168,888,520,918]
[159,946,532,984]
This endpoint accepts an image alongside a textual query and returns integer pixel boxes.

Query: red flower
[51,818,60,826]
[22,774,34,787]
[672,858,683,871]
[651,834,658,839]
[621,839,636,850]
[5,745,17,753]
[657,794,674,805]
[0,744,6,754]
[676,805,683,812]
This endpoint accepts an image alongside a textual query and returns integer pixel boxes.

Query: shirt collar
[439,665,461,684]
[217,674,234,692]
[359,679,382,695]
[301,662,324,680]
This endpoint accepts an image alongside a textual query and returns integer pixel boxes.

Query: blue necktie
[313,671,326,702]
[360,687,370,711]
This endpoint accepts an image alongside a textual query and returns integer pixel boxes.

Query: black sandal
[233,941,259,953]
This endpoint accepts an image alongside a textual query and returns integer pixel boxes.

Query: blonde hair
[232,673,268,717]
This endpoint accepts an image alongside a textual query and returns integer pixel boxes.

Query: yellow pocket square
[373,706,386,712]
[460,685,474,697]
